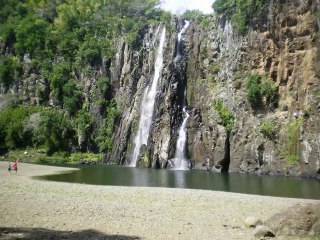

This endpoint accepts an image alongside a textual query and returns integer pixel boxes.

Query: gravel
[0,162,318,240]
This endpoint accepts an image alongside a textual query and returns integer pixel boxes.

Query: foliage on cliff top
[0,0,166,94]
[212,0,267,33]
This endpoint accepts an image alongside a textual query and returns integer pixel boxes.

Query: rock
[253,225,275,238]
[244,217,262,228]
[265,203,320,237]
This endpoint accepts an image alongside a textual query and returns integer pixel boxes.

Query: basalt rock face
[236,0,320,177]
[109,17,236,168]
[182,18,243,172]
[106,0,320,177]
[108,21,183,167]
[2,1,319,177]
[179,0,320,177]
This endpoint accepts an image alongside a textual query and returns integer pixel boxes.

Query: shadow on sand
[0,227,141,240]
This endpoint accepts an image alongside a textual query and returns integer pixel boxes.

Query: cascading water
[130,27,166,167]
[223,20,233,51]
[174,20,190,62]
[172,20,190,170]
[173,105,190,170]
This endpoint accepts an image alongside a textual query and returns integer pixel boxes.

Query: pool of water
[38,165,320,199]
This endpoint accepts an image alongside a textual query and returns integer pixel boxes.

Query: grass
[278,118,303,166]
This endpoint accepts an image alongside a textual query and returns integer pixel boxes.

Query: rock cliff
[1,0,319,177]
[107,0,320,177]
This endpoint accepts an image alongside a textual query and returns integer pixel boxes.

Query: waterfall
[174,20,190,62]
[223,20,233,50]
[172,20,190,170]
[130,27,166,167]
[173,106,190,170]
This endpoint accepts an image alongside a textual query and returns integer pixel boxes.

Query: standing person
[12,160,18,174]
[7,161,11,174]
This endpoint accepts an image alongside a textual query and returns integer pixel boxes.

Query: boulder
[253,225,275,238]
[244,217,262,228]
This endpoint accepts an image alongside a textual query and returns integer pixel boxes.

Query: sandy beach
[0,162,319,239]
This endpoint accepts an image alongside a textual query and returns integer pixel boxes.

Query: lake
[37,165,320,199]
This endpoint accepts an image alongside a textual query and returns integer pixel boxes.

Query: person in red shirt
[12,160,18,174]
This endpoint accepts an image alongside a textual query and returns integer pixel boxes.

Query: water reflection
[38,166,320,199]
[222,173,230,192]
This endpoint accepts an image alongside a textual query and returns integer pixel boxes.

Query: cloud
[160,0,214,14]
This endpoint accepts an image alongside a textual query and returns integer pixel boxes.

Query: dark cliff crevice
[221,132,231,173]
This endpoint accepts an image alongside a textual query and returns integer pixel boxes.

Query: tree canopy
[0,0,165,154]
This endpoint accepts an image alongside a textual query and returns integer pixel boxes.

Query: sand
[0,162,318,239]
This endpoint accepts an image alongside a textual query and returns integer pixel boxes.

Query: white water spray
[130,28,166,167]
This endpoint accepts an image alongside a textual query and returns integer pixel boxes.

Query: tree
[62,79,83,116]
[0,56,21,92]
[37,109,75,155]
[14,14,49,56]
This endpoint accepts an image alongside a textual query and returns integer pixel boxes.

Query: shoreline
[0,162,319,239]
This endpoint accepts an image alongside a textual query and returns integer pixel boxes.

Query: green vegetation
[0,0,169,162]
[212,0,267,34]
[213,100,234,133]
[209,63,221,75]
[0,106,76,153]
[0,0,165,97]
[95,99,119,152]
[2,149,101,165]
[0,102,120,157]
[183,10,206,22]
[260,121,275,140]
[0,56,21,91]
[280,119,303,165]
[246,74,278,108]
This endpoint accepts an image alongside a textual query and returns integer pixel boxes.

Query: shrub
[69,152,101,163]
[287,119,303,157]
[246,74,262,106]
[49,61,72,105]
[260,122,275,140]
[260,77,278,104]
[0,106,34,149]
[36,109,76,155]
[0,56,21,91]
[246,74,278,108]
[95,99,119,153]
[62,79,83,116]
[213,100,234,133]
[280,119,303,165]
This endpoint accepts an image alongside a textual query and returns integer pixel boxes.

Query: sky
[159,0,214,14]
